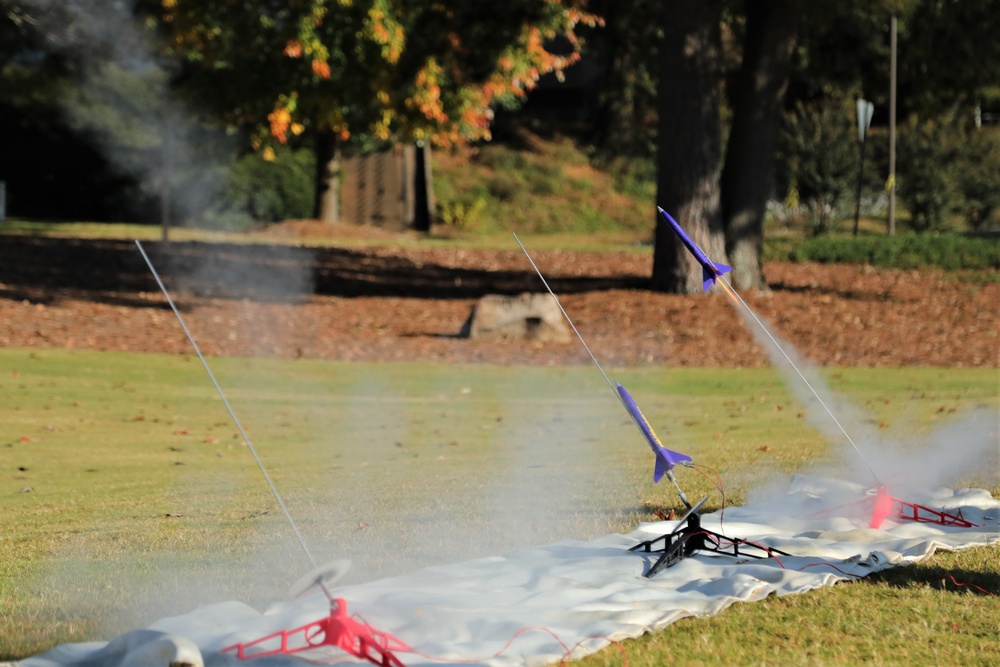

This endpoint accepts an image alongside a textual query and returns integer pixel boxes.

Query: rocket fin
[702,263,733,290]
[653,455,668,483]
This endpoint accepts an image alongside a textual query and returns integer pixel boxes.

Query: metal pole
[0,181,6,222]
[135,241,316,568]
[887,15,897,236]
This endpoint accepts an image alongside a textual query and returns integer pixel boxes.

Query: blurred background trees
[1,0,997,291]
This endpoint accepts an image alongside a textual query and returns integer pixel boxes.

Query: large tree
[652,0,799,293]
[719,0,799,290]
[144,0,599,222]
[651,0,726,293]
[651,0,920,293]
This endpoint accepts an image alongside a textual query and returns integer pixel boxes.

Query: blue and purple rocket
[657,206,732,291]
[616,383,692,507]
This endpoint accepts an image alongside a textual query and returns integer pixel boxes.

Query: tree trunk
[314,130,341,223]
[651,0,726,294]
[720,0,799,290]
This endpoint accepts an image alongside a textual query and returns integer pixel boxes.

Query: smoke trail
[731,301,999,491]
[732,305,879,481]
[14,0,235,222]
[865,406,999,494]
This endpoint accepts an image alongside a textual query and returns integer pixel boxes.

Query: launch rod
[512,234,616,394]
[513,234,691,507]
[715,275,881,484]
[135,240,316,568]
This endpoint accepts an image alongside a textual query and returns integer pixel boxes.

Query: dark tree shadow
[0,236,649,308]
[766,279,897,302]
[864,561,999,597]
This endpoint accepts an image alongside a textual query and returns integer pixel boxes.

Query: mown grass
[1,349,997,662]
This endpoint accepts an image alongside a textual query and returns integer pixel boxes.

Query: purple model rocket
[657,206,732,291]
[514,232,694,508]
[616,383,692,485]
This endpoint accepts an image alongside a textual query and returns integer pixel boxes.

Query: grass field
[1,349,997,662]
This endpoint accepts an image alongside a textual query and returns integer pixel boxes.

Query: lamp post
[853,98,875,237]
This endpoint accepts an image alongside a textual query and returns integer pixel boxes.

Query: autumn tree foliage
[145,0,599,154]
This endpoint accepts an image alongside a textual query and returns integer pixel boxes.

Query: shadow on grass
[865,560,999,596]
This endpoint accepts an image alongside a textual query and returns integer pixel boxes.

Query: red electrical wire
[944,575,996,596]
[690,462,727,528]
[726,536,788,569]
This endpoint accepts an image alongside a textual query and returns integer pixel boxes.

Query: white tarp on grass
[21,476,1000,667]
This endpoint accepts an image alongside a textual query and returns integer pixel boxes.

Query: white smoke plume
[13,0,235,223]
[731,298,998,493]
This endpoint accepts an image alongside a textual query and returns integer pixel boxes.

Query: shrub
[790,234,1000,270]
[475,144,528,172]
[951,127,1000,230]
[777,98,860,234]
[896,116,961,232]
[486,170,525,202]
[207,145,316,228]
[594,154,657,201]
[437,195,488,231]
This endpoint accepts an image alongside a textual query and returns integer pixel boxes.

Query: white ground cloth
[21,476,1000,667]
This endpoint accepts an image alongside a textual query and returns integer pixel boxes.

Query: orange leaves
[161,0,177,21]
[369,15,390,44]
[285,34,330,80]
[311,59,331,78]
[267,94,298,144]
[365,1,405,64]
[567,8,604,29]
[293,0,331,74]
[269,107,292,143]
[169,0,601,150]
[410,60,448,124]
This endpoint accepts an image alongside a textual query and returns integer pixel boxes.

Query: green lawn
[1,349,997,662]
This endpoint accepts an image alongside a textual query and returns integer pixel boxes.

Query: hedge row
[789,234,1000,270]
